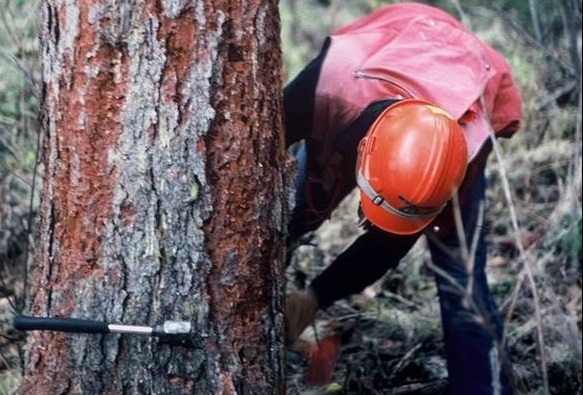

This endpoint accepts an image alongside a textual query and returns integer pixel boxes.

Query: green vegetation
[1,2,40,393]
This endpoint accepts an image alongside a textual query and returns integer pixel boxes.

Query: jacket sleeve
[482,47,523,137]
[309,227,420,308]
[283,39,331,147]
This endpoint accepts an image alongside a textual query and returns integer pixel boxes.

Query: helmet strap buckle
[372,196,384,205]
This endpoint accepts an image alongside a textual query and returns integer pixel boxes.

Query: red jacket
[303,3,522,226]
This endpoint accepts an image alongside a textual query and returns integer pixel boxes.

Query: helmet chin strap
[356,171,445,219]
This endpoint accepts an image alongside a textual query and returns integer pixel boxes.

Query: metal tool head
[160,321,192,335]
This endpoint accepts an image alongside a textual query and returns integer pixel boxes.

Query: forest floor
[284,188,581,395]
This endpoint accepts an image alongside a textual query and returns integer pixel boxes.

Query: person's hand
[285,288,319,345]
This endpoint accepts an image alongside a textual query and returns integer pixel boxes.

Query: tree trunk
[23,0,288,393]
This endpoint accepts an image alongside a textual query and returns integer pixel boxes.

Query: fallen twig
[386,343,422,383]
[488,132,550,395]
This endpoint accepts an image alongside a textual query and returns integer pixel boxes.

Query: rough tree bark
[22,0,288,393]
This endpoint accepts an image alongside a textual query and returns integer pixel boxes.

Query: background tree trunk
[22,0,288,393]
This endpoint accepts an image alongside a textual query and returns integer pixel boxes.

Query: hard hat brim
[359,190,436,235]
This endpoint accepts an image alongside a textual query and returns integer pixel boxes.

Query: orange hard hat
[356,99,468,235]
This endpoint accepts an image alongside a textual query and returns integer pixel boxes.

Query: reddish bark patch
[217,372,237,395]
[26,0,129,392]
[147,1,197,115]
[53,45,128,285]
[22,332,72,395]
[201,0,286,389]
[120,201,136,227]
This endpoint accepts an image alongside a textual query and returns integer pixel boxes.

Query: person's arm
[309,226,420,308]
[283,39,331,147]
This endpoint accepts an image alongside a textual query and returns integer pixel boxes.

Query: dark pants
[290,147,513,395]
[427,170,513,395]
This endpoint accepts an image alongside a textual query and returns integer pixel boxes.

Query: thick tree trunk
[23,0,287,393]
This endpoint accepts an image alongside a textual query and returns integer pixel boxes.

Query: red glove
[305,333,341,386]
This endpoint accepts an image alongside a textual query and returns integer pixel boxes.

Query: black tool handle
[13,315,109,334]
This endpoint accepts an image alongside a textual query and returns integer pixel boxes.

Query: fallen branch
[488,132,550,395]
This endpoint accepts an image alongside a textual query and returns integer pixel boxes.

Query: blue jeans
[427,171,513,395]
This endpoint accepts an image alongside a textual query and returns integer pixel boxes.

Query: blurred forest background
[0,0,581,394]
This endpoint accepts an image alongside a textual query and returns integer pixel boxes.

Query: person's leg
[428,169,513,395]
